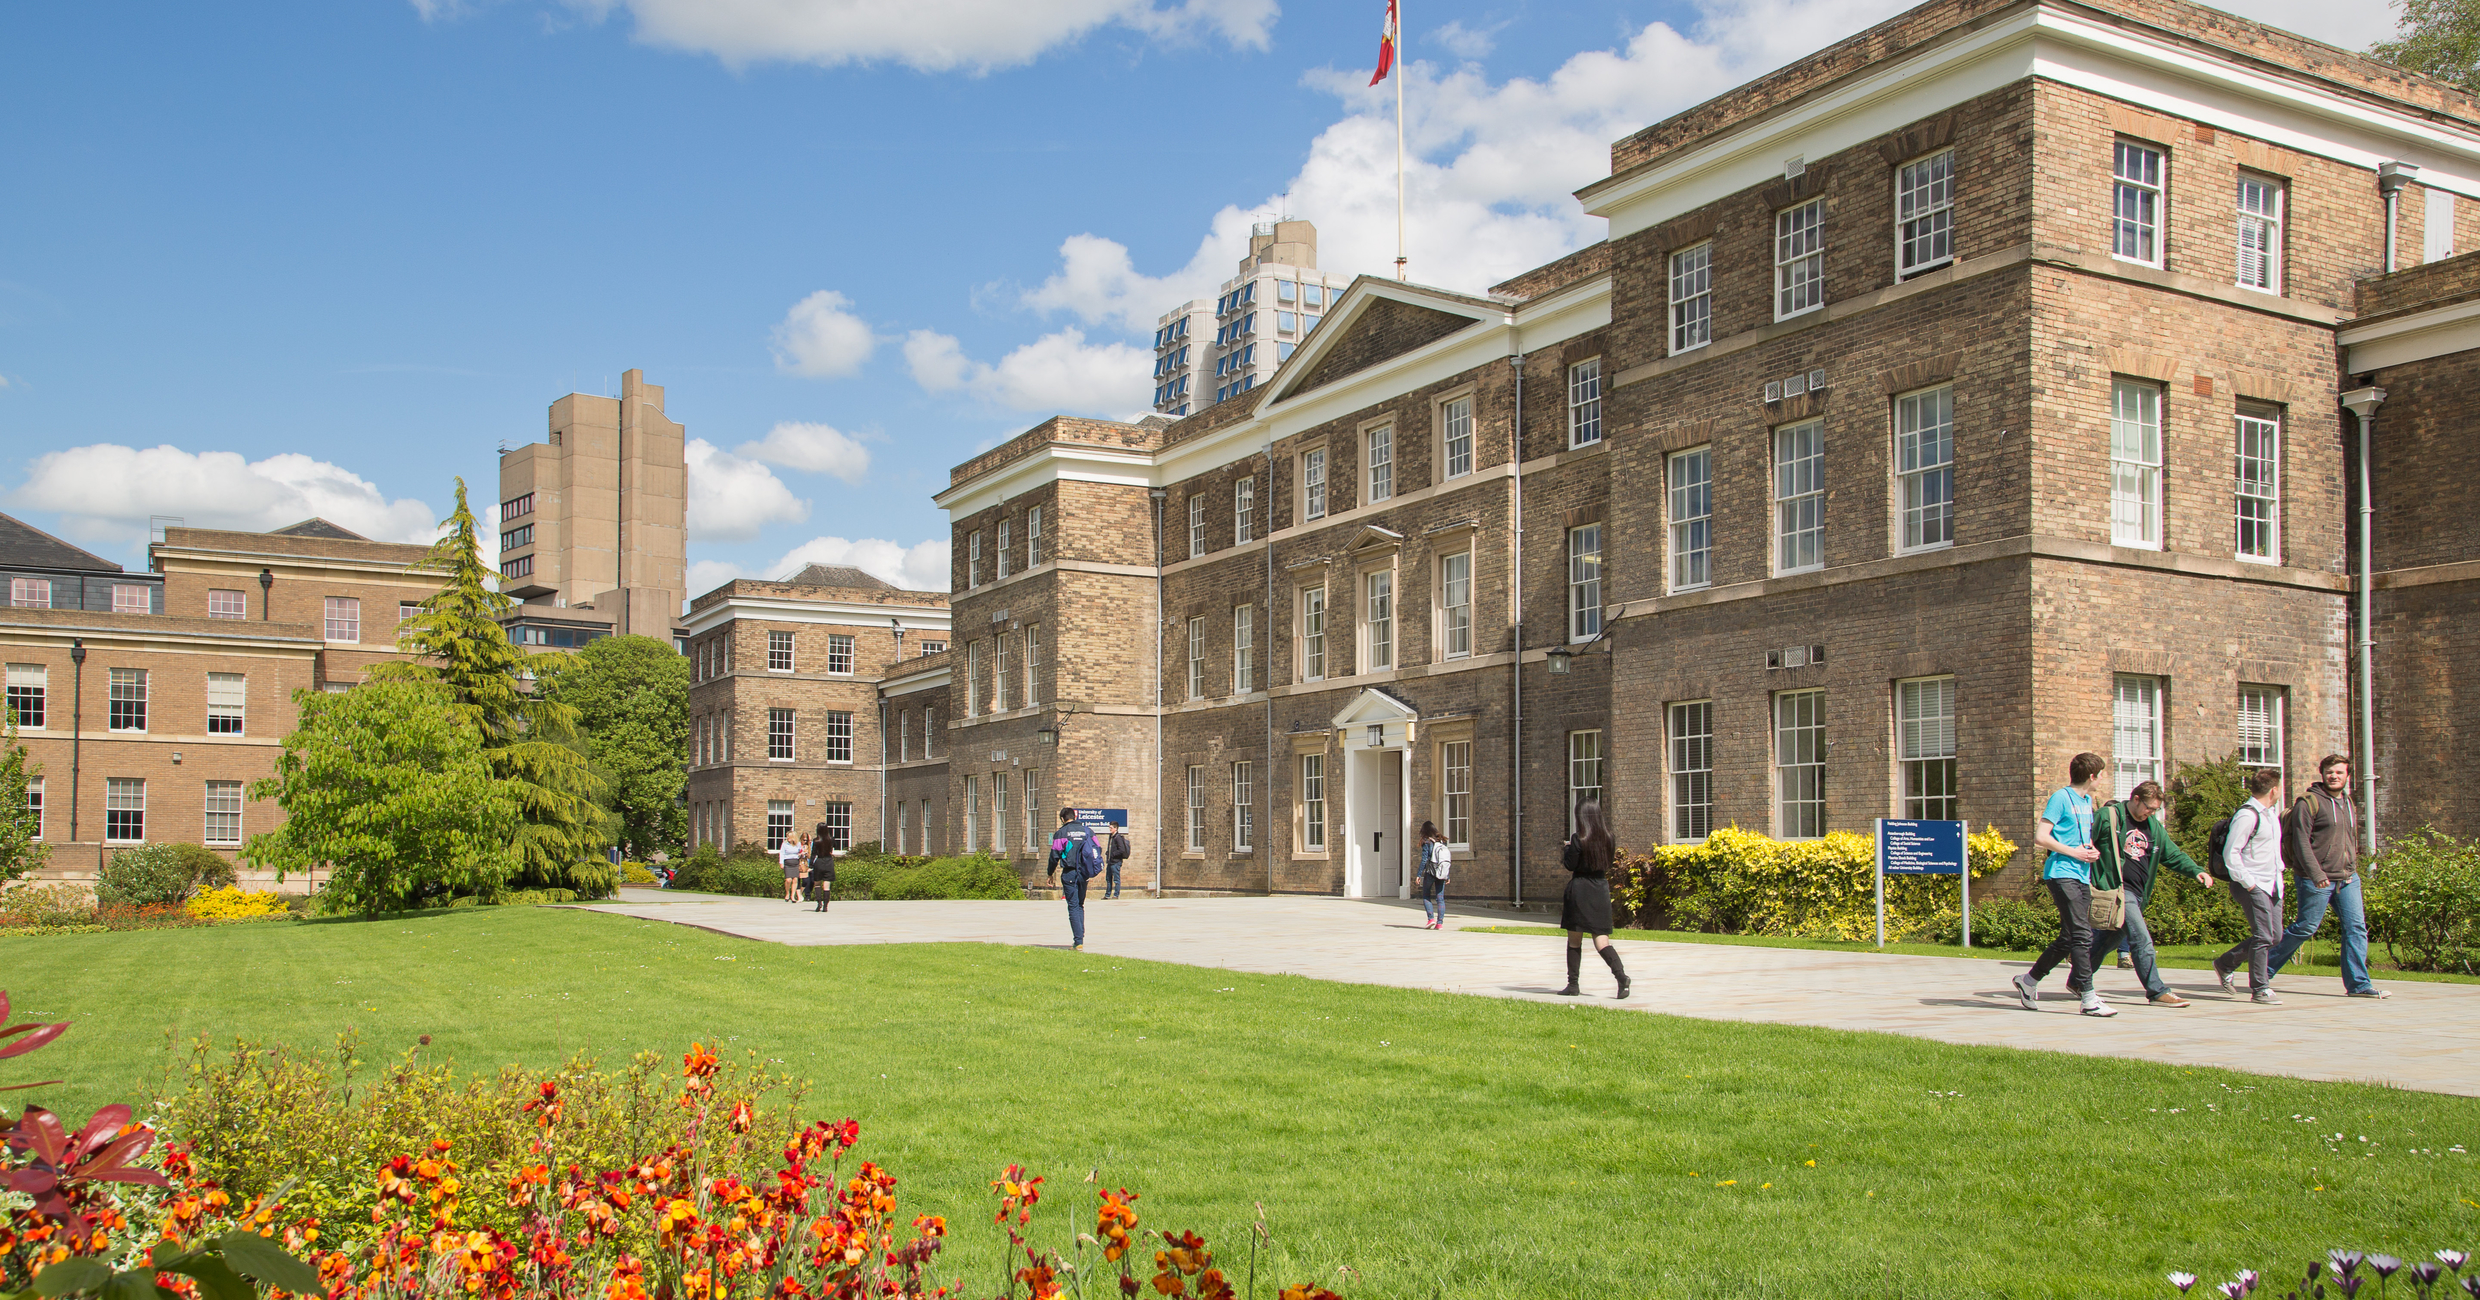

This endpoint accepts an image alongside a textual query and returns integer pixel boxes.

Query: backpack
[1074,830,1106,882]
[2203,805,2252,882]
[1108,832,1130,861]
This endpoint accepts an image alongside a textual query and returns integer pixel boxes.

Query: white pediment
[1331,687,1419,729]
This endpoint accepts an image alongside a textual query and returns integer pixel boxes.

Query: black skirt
[1561,875,1613,936]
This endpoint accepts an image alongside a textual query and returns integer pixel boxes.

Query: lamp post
[257,567,274,621]
[68,638,85,847]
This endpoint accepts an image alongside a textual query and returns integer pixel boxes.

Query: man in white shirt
[2214,766,2287,1004]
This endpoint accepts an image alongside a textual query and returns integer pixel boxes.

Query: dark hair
[1420,820,1441,842]
[1059,807,1077,822]
[2069,752,2107,785]
[2247,767,2283,797]
[2127,780,2164,805]
[2319,753,2351,774]
[1571,801,1614,874]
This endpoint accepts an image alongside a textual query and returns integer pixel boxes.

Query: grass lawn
[7,907,2479,1299]
[1461,924,2480,985]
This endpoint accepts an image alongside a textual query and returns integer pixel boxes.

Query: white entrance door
[1346,747,1407,898]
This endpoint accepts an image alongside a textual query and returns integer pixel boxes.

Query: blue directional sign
[1069,807,1129,830]
[1878,818,1966,875]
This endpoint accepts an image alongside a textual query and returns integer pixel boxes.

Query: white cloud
[770,289,878,378]
[686,535,952,596]
[683,437,808,541]
[905,327,1152,414]
[736,421,871,484]
[559,0,1278,73]
[1432,20,1498,61]
[7,444,441,549]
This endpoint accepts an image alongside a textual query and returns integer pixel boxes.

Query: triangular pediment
[1263,277,1502,406]
[1331,687,1419,729]
[1343,524,1404,554]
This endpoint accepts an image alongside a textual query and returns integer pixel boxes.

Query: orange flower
[682,1044,720,1079]
[726,1101,754,1134]
[1194,1269,1235,1300]
[1095,1190,1141,1263]
[1277,1287,1343,1300]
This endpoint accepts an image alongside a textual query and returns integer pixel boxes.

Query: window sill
[1566,436,1604,452]
[1896,541,1955,558]
[1667,583,1713,596]
[1667,340,1710,359]
[1898,259,1954,280]
[1774,565,1824,578]
[2110,255,2163,271]
[1773,304,1824,324]
[2235,553,2281,566]
[2111,539,2166,553]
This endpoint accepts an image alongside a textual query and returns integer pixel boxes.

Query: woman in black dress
[1558,800,1630,999]
[808,825,837,912]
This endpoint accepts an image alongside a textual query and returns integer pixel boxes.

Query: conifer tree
[377,478,614,892]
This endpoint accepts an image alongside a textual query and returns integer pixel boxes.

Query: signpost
[1875,818,1970,948]
[1068,807,1128,832]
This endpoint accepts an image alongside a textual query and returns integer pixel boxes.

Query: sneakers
[2148,992,2191,1008]
[2215,962,2241,996]
[2251,989,2281,1005]
[2011,972,2040,1011]
[2116,953,2133,969]
[2080,998,2118,1018]
[2347,987,2391,998]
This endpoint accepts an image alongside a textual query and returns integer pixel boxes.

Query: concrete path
[578,889,2480,1097]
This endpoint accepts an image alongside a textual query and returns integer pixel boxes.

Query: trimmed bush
[1613,826,2016,942]
[187,886,290,920]
[2366,827,2480,974]
[620,861,660,886]
[669,846,786,897]
[859,853,1024,901]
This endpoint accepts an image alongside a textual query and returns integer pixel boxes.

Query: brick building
[4,514,445,887]
[683,565,949,854]
[932,0,2480,898]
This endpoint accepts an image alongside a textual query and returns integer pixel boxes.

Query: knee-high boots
[1600,943,1632,999]
[1559,945,1583,996]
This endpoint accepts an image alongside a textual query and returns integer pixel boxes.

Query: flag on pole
[1369,0,1398,86]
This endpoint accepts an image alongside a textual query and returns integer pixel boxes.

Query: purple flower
[2458,1276,2480,1299]
[2415,1263,2444,1285]
[2223,1284,2249,1300]
[2373,1257,2404,1279]
[2171,1274,2200,1294]
[2241,1271,2263,1294]
[2339,1276,2364,1298]
[2440,1253,2469,1274]
[2335,1253,2367,1278]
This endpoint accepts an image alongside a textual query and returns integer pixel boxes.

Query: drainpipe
[2380,162,2417,274]
[2340,385,2386,859]
[1263,439,1277,898]
[1506,349,1525,907]
[1150,487,1167,897]
[68,638,86,847]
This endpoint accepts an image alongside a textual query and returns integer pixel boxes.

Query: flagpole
[1394,0,1407,281]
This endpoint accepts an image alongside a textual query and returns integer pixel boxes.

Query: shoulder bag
[2088,803,2126,931]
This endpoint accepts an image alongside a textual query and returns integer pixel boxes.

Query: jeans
[2087,888,2171,999]
[2027,877,2096,994]
[1419,875,1446,925]
[2267,876,2373,993]
[1063,875,1087,946]
[2217,884,2281,992]
[1105,861,1123,899]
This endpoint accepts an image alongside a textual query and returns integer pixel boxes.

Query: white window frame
[1896,385,1956,553]
[105,777,145,844]
[1366,426,1393,504]
[1567,525,1601,643]
[1773,689,1826,840]
[1189,494,1206,559]
[768,630,795,673]
[2112,674,2165,800]
[1028,505,1044,567]
[1023,624,1040,707]
[1669,242,1712,354]
[203,780,243,847]
[1774,198,1826,319]
[996,519,1012,581]
[1235,477,1255,544]
[323,597,361,644]
[823,710,854,764]
[963,776,980,852]
[23,775,40,841]
[6,664,45,731]
[966,640,983,717]
[768,707,795,762]
[1186,617,1205,700]
[108,667,147,733]
[1896,149,1955,277]
[111,584,149,615]
[206,672,246,736]
[1773,420,1825,575]
[1441,739,1472,849]
[2237,684,2285,771]
[1363,569,1394,671]
[1567,731,1604,836]
[2113,140,2165,267]
[1567,358,1602,448]
[899,710,911,762]
[1439,552,1472,660]
[1302,448,1327,522]
[994,634,1010,712]
[1233,606,1255,694]
[1669,700,1714,843]
[1439,394,1475,480]
[969,531,983,586]
[1300,584,1326,682]
[1185,765,1205,852]
[2111,379,2164,550]
[1301,753,1326,851]
[207,589,246,620]
[1024,770,1041,850]
[2236,173,2284,292]
[820,801,852,853]
[1669,447,1713,591]
[1233,761,1254,852]
[826,633,855,675]
[1898,677,1958,821]
[2235,405,2281,563]
[10,577,51,609]
[993,772,1010,847]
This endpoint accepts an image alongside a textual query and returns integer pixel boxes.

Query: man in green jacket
[2086,779,2213,1007]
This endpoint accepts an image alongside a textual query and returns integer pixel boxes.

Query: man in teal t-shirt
[2011,752,2112,1017]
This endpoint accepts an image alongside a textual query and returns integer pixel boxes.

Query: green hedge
[1615,826,2018,942]
[669,847,786,898]
[835,853,1023,901]
[2366,827,2480,974]
[96,842,236,906]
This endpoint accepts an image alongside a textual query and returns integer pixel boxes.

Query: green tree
[0,716,46,884]
[532,634,689,860]
[242,679,519,915]
[375,478,613,891]
[2373,0,2480,90]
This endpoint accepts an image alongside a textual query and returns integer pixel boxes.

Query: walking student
[2013,752,2113,1016]
[2087,779,2212,1007]
[807,827,836,912]
[779,832,805,903]
[1105,823,1131,900]
[2267,755,2387,998]
[1046,808,1100,950]
[2215,766,2289,1004]
[1556,801,1630,999]
[1415,821,1450,930]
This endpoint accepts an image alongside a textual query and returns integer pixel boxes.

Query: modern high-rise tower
[1151,220,1353,416]
[496,368,689,647]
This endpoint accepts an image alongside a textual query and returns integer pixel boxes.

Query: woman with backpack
[1558,801,1631,999]
[1415,821,1450,929]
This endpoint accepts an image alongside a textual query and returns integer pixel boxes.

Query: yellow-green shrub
[1615,825,2017,942]
[186,886,291,920]
[620,860,659,885]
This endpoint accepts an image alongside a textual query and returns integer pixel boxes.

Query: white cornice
[2338,296,2480,369]
[152,548,435,581]
[880,665,952,697]
[0,621,324,652]
[1581,5,2480,241]
[681,594,951,638]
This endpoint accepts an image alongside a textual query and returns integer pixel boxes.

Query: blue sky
[0,0,2390,596]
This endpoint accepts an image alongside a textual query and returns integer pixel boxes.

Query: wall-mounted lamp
[257,567,274,620]
[1546,646,1574,675]
[1036,724,1059,746]
[172,751,183,765]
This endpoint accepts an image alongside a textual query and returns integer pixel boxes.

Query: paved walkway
[578,890,2480,1097]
